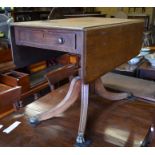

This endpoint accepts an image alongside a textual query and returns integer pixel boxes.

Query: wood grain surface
[84,22,144,83]
[12,17,143,30]
[0,91,155,146]
[0,85,21,118]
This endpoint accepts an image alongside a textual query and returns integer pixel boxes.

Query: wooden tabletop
[11,17,143,30]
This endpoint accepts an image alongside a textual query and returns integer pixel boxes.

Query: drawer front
[15,27,77,53]
[0,71,30,93]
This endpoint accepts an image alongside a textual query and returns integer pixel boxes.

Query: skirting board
[101,72,155,102]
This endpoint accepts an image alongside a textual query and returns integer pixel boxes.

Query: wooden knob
[58,38,64,44]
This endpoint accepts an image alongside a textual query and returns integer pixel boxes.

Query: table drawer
[15,27,77,53]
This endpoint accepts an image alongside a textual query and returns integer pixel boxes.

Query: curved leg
[95,78,131,100]
[29,76,81,125]
[75,83,92,146]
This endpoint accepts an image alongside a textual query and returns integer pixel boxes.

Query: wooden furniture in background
[20,54,79,100]
[32,64,79,122]
[128,14,149,30]
[28,61,47,73]
[113,62,139,77]
[128,7,146,13]
[0,83,21,118]
[0,45,71,109]
[0,61,16,74]
[0,71,30,93]
[137,61,155,81]
[0,48,15,73]
[57,54,79,66]
[46,64,78,89]
[11,17,144,146]
[0,47,20,117]
[11,7,99,22]
[0,48,12,63]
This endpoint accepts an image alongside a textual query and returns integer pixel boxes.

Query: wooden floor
[1,85,155,147]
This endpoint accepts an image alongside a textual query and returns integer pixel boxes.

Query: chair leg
[29,76,81,125]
